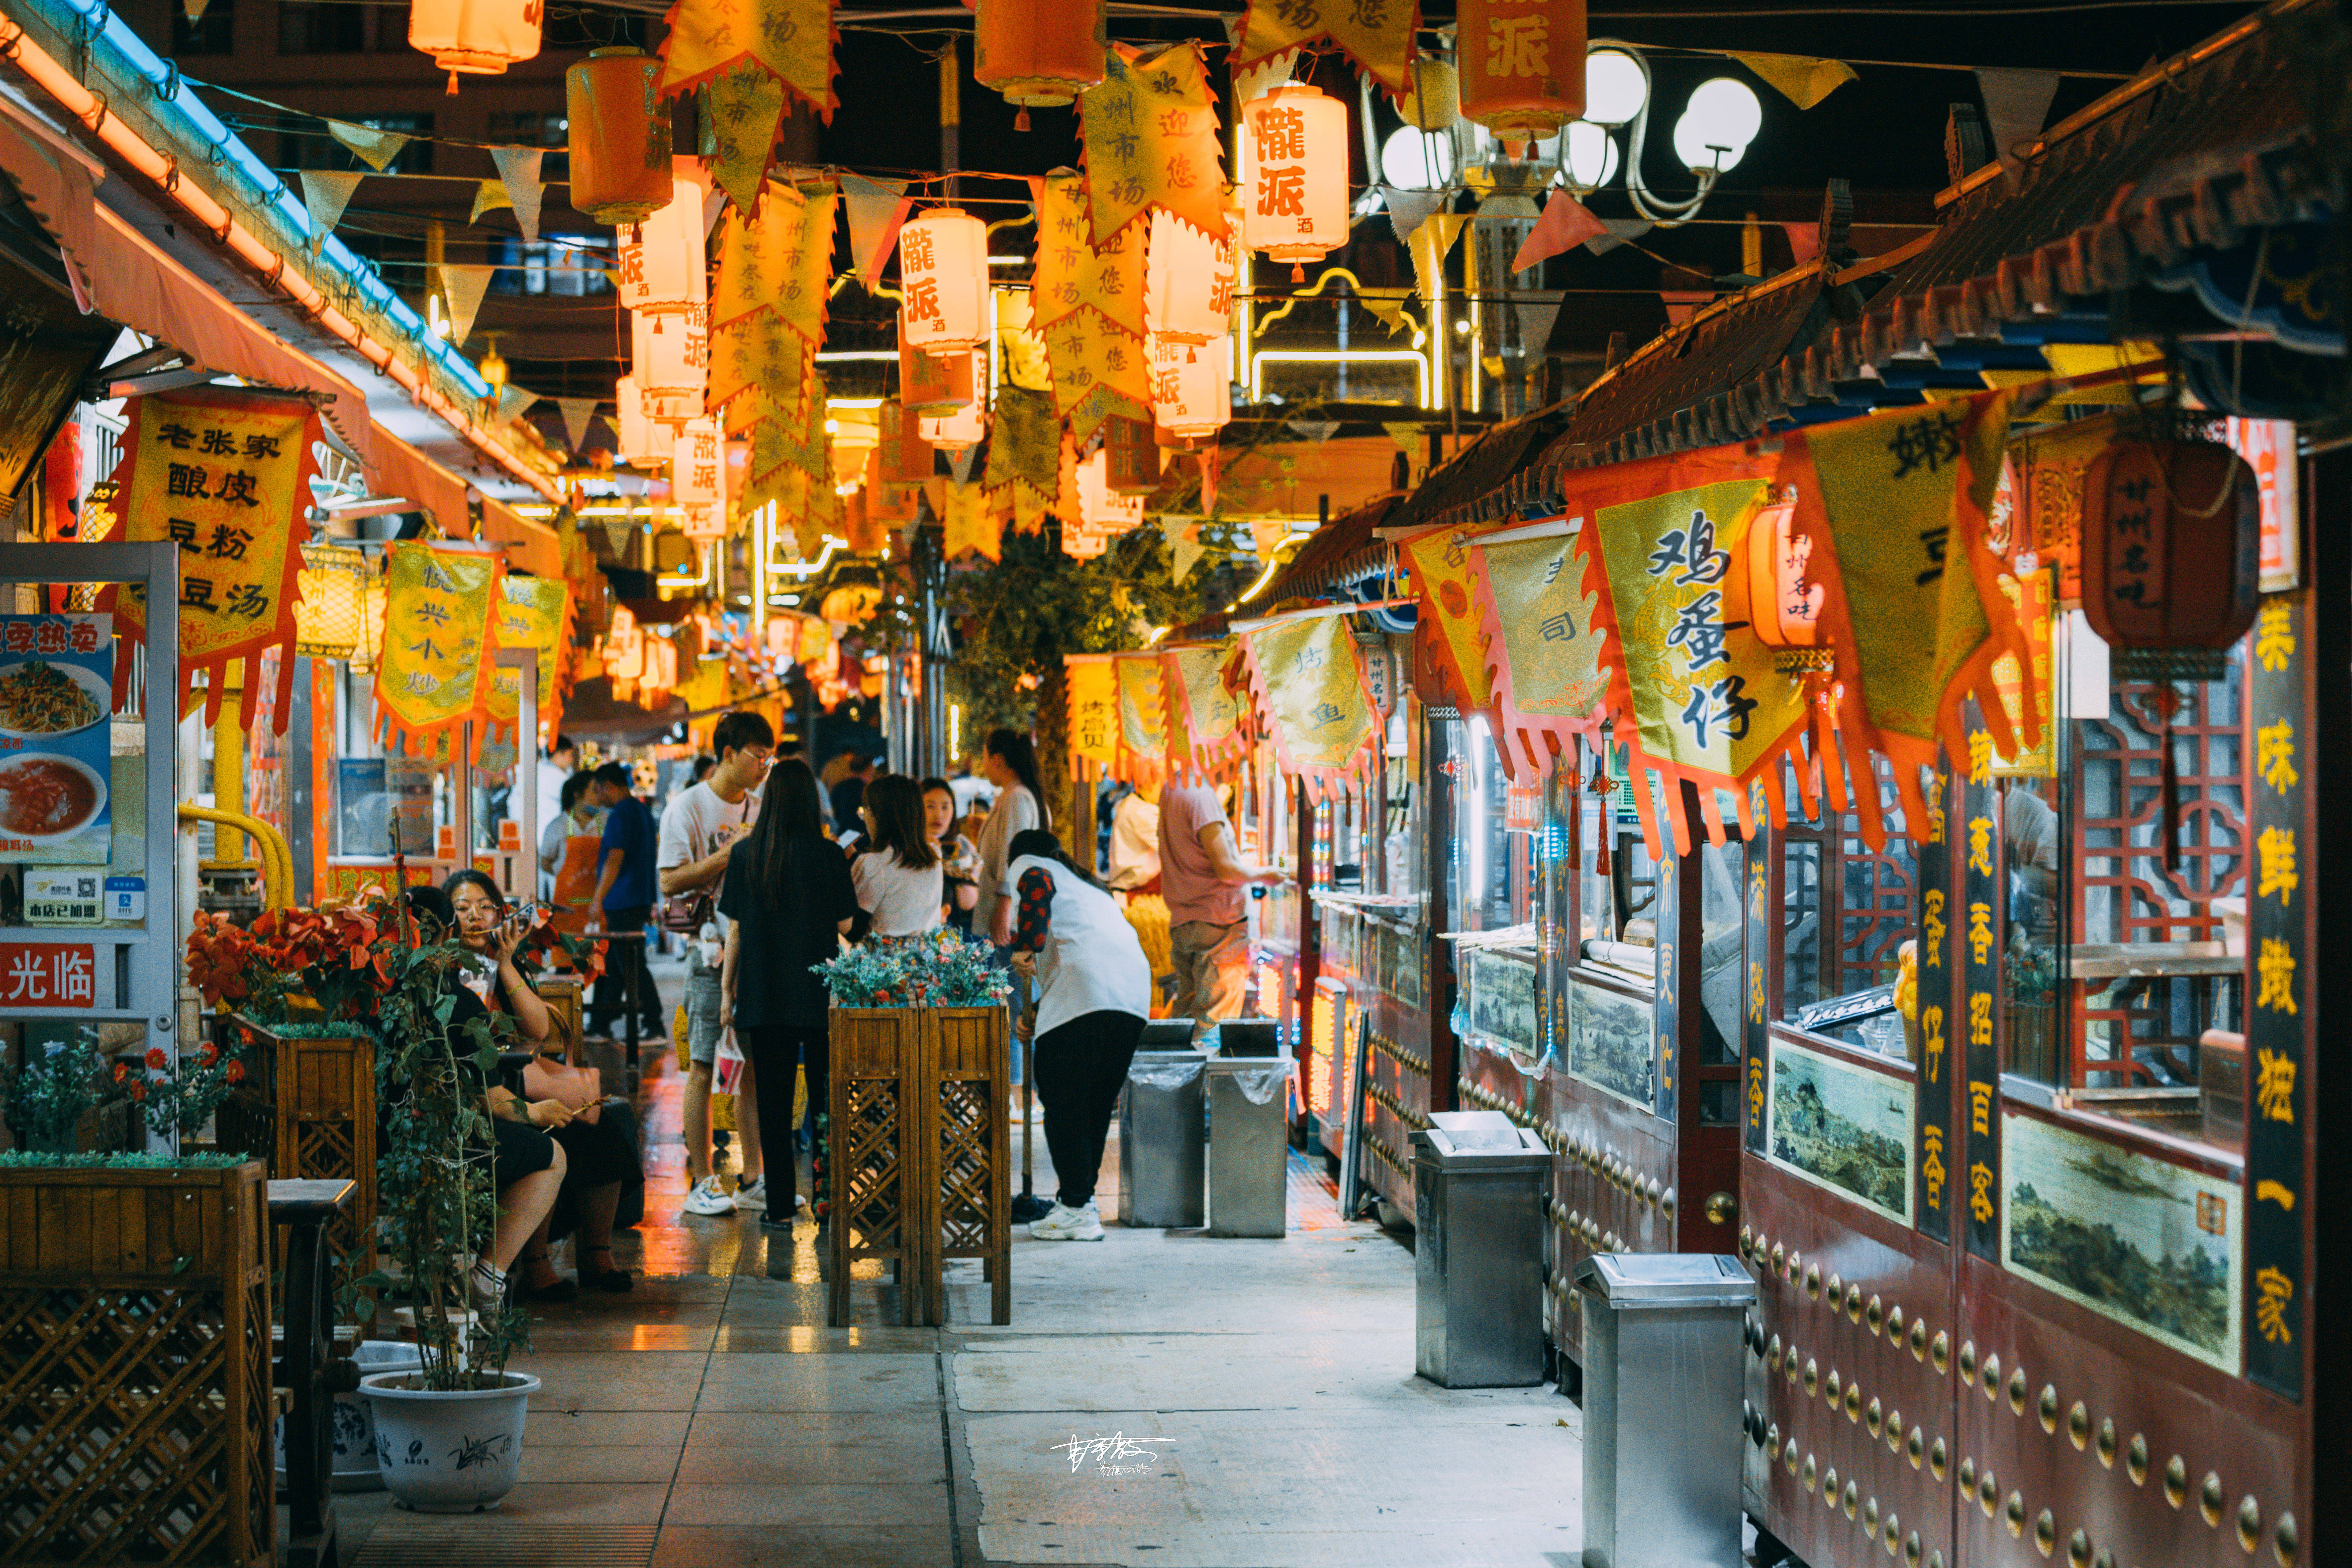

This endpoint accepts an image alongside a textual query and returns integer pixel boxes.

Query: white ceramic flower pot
[358,1370,539,1512]
[276,1340,422,1491]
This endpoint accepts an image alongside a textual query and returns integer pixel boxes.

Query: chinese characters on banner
[1113,653,1166,773]
[372,543,504,759]
[1912,767,1955,1242]
[0,614,114,864]
[1030,170,1146,338]
[1064,655,1119,772]
[0,942,96,1007]
[674,418,727,538]
[1229,0,1419,96]
[655,0,838,196]
[484,575,577,744]
[1236,612,1376,796]
[1470,530,1609,770]
[2243,591,2307,1398]
[1075,44,1225,245]
[1957,708,2002,1262]
[1742,791,1771,1156]
[1161,640,1244,779]
[100,388,320,730]
[1397,524,1499,718]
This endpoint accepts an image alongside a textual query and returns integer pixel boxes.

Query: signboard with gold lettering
[1958,707,2002,1261]
[1065,654,1118,772]
[373,543,504,758]
[1742,785,1770,1156]
[1913,766,1955,1243]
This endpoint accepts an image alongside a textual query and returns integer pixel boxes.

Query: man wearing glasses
[658,710,774,1218]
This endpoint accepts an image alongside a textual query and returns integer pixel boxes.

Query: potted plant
[349,925,541,1514]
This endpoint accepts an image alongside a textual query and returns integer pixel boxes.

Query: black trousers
[1032,1009,1146,1209]
[737,1023,829,1215]
[587,910,664,1036]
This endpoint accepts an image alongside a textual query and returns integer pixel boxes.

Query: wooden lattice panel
[0,1162,272,1568]
[274,1034,377,1273]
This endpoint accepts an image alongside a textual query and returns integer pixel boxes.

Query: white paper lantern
[896,208,990,352]
[921,398,986,454]
[1146,207,1236,349]
[409,0,542,82]
[632,305,707,398]
[1239,84,1348,276]
[1149,333,1230,440]
[672,417,723,509]
[1075,448,1145,535]
[617,165,708,316]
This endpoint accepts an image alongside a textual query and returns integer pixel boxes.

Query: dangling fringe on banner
[1113,652,1167,778]
[1233,608,1378,799]
[373,541,505,761]
[1160,640,1247,782]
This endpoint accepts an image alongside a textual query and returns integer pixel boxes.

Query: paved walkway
[339,968,1586,1567]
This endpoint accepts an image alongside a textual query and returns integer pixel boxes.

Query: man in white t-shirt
[535,736,578,896]
[658,710,773,1218]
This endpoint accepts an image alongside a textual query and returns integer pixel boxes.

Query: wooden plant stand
[828,1005,1011,1328]
[0,1160,274,1567]
[272,1030,378,1275]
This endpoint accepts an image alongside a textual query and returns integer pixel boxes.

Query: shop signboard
[0,612,115,865]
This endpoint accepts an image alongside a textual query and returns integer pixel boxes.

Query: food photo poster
[0,613,114,865]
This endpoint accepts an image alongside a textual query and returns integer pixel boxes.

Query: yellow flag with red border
[1065,655,1119,771]
[484,574,576,742]
[374,542,503,758]
[1077,45,1224,245]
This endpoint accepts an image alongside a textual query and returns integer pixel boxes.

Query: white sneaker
[1029,1201,1105,1242]
[682,1176,737,1217]
[736,1176,767,1212]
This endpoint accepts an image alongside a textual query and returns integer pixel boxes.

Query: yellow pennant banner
[711,314,817,418]
[1030,170,1146,338]
[1041,312,1152,445]
[1397,522,1496,716]
[1232,0,1421,97]
[484,574,576,742]
[981,386,1063,500]
[1065,655,1120,772]
[941,481,1002,563]
[1114,652,1167,772]
[712,181,837,344]
[658,0,838,196]
[101,388,321,730]
[1162,640,1244,778]
[1472,529,1609,769]
[1077,44,1225,246]
[373,542,504,759]
[1237,613,1376,795]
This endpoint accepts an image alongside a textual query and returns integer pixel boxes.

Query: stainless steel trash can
[1217,1021,1281,1056]
[1205,1056,1294,1237]
[1411,1110,1550,1388]
[1139,1020,1199,1049]
[1575,1253,1758,1568]
[1117,1047,1209,1228]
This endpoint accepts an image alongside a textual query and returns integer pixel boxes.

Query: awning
[0,85,377,463]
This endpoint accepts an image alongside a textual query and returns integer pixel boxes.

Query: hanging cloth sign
[1041,311,1152,446]
[1231,0,1420,97]
[373,541,504,758]
[1029,169,1147,338]
[941,480,1002,563]
[1113,652,1167,774]
[1161,639,1244,779]
[982,386,1063,503]
[1076,44,1225,246]
[1471,526,1609,770]
[657,0,838,201]
[712,179,837,346]
[483,573,576,743]
[1573,445,1811,856]
[1236,612,1377,797]
[1396,521,1498,719]
[1065,654,1120,772]
[99,387,321,731]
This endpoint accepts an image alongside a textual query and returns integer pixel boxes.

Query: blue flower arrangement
[814,931,1013,1009]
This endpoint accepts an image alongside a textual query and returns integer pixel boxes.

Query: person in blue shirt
[584,761,665,1042]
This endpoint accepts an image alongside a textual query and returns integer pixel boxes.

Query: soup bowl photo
[0,752,107,844]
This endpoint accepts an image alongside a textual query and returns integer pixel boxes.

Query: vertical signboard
[1958,708,2002,1261]
[1742,781,1770,1155]
[1653,806,1679,1123]
[2243,592,2306,1398]
[1912,765,1955,1242]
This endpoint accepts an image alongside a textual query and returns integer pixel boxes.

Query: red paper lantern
[2080,437,2259,681]
[881,400,935,486]
[1457,0,1588,136]
[975,0,1106,114]
[1239,84,1348,279]
[1103,416,1161,495]
[408,0,541,86]
[1738,487,1829,673]
[567,48,672,225]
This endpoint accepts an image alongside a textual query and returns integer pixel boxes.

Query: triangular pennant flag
[1382,422,1426,458]
[1409,214,1471,308]
[182,0,210,22]
[1586,217,1653,256]
[470,180,512,225]
[706,63,788,210]
[1198,444,1219,516]
[839,172,912,290]
[493,384,536,425]
[1383,186,1447,246]
[1229,46,1295,109]
[440,264,497,349]
[328,119,411,173]
[1511,192,1608,274]
[1250,519,1287,559]
[299,170,364,251]
[1782,221,1821,265]
[1515,291,1565,362]
[1975,67,2060,170]
[490,147,546,245]
[1165,517,1206,582]
[598,514,636,557]
[1286,417,1340,443]
[556,397,599,453]
[1728,52,1857,111]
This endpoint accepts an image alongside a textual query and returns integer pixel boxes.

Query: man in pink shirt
[1155,784,1281,1042]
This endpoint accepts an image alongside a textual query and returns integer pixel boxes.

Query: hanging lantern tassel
[1016,109,1031,132]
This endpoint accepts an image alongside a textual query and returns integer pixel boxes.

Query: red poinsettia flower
[145,1046,168,1071]
[197,1043,218,1067]
[225,1061,245,1085]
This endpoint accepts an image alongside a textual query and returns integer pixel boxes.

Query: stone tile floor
[335,964,1588,1566]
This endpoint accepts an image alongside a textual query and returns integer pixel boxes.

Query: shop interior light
[1582,48,1649,128]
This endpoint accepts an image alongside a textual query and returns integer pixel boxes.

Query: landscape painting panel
[1568,978,1653,1110]
[2002,1114,2240,1373]
[1465,948,1540,1059]
[1767,1037,1912,1222]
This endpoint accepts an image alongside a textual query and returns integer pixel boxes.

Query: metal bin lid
[1573,1252,1757,1308]
[1127,1046,1210,1088]
[1410,1111,1550,1170]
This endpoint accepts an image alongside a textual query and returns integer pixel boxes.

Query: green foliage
[0,1041,104,1156]
[0,1149,246,1170]
[813,931,1014,1009]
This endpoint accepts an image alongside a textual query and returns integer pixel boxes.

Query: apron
[551,832,604,943]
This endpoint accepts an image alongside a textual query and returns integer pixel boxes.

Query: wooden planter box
[0,1160,273,1568]
[272,1032,377,1272]
[829,1006,1010,1328]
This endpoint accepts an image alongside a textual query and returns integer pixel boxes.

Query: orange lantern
[672,417,723,510]
[1150,333,1229,441]
[632,306,708,398]
[2080,438,2259,681]
[605,605,645,683]
[975,0,1106,120]
[1457,0,1587,136]
[1146,207,1236,350]
[921,399,986,454]
[882,401,934,485]
[1738,486,1829,673]
[897,208,990,352]
[899,338,977,416]
[1075,448,1144,536]
[566,49,672,224]
[1103,415,1161,494]
[408,0,542,88]
[1239,84,1348,280]
[617,162,707,316]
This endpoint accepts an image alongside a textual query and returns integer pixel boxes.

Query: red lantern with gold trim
[1739,486,1828,673]
[566,48,672,224]
[975,0,1106,119]
[1458,0,1588,137]
[2079,437,2258,682]
[1103,416,1162,495]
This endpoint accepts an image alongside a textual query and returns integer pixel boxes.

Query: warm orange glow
[619,164,709,316]
[1239,84,1348,267]
[1150,334,1230,441]
[1457,0,1589,135]
[408,0,543,79]
[897,209,990,352]
[632,306,709,398]
[974,0,1106,109]
[567,48,672,224]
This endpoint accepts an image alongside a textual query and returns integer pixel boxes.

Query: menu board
[0,613,114,866]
